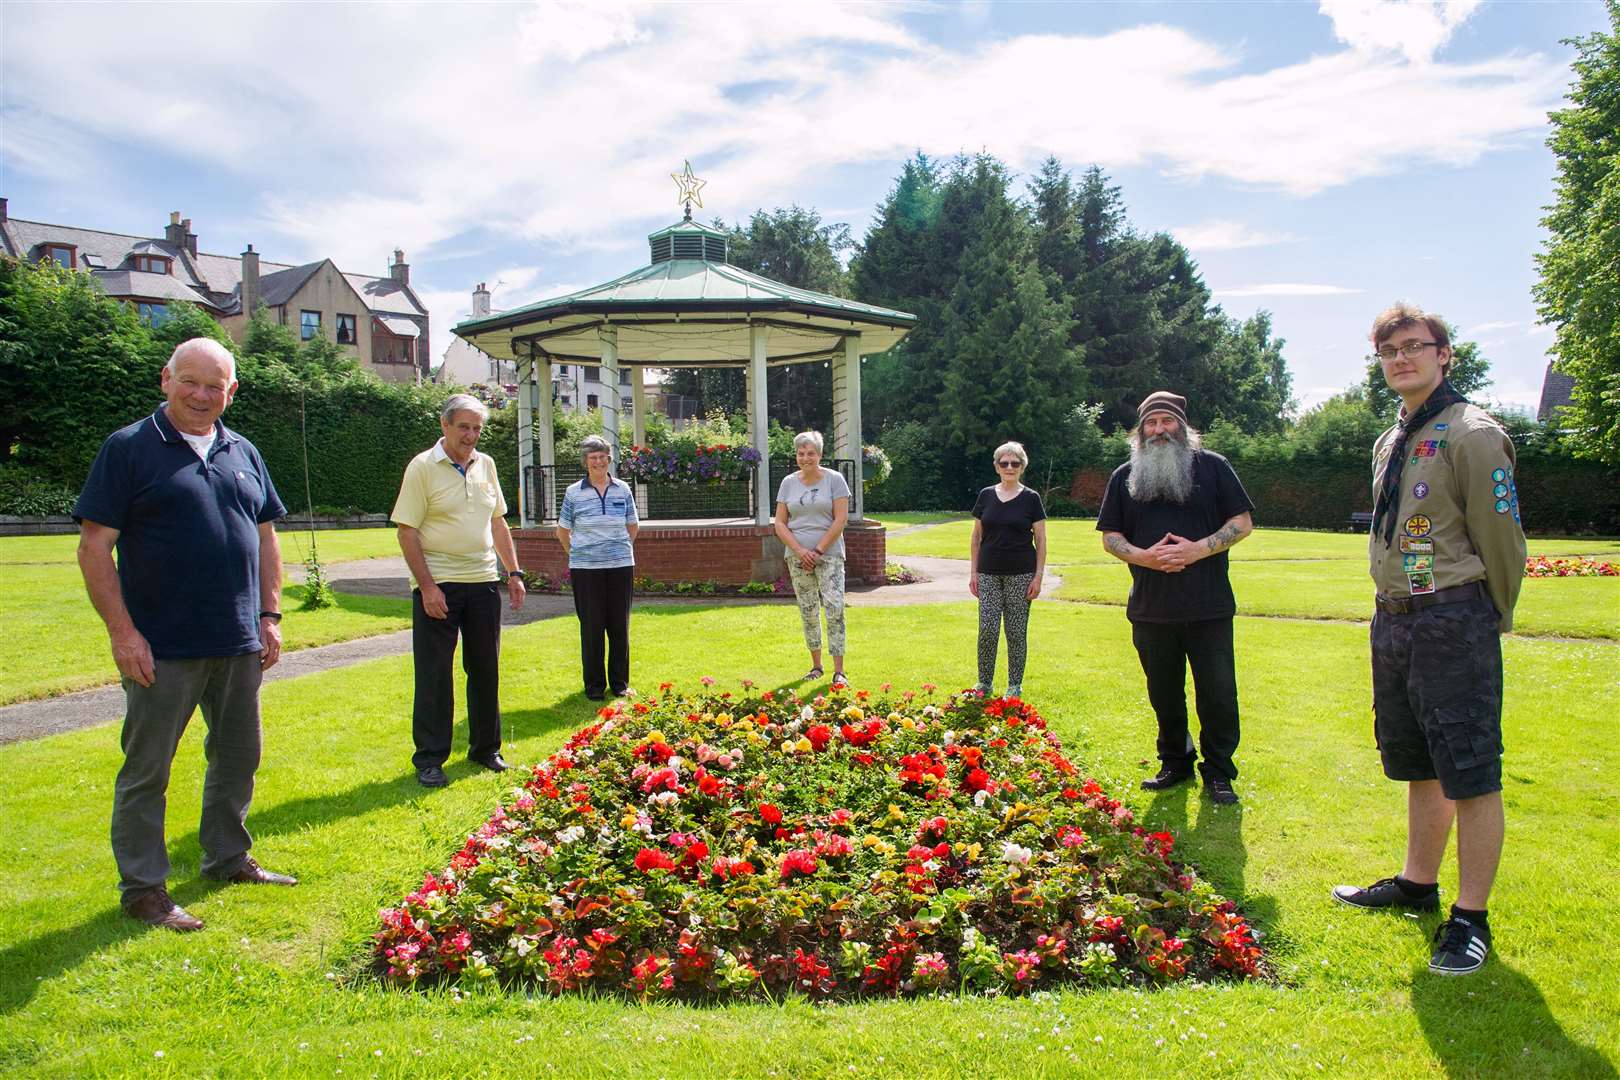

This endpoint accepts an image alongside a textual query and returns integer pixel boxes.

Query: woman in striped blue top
[557,435,638,700]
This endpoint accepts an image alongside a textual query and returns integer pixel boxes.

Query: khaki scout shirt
[1369,402,1527,630]
[390,440,508,588]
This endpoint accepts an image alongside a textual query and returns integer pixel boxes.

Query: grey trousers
[113,653,263,897]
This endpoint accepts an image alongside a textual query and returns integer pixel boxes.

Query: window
[557,364,570,376]
[619,370,631,386]
[336,313,357,345]
[622,397,633,412]
[136,302,169,326]
[131,255,170,274]
[587,394,599,408]
[300,310,321,341]
[42,244,75,269]
[560,396,571,407]
[585,367,600,382]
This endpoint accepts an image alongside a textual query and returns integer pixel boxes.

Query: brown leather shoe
[210,855,298,886]
[123,886,204,932]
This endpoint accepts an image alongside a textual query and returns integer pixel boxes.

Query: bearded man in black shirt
[1096,391,1255,805]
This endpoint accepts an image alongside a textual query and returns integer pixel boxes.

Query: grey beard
[1128,436,1196,503]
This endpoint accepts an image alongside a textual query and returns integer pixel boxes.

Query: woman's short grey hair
[793,431,824,453]
[993,441,1028,467]
[441,394,489,423]
[579,435,613,463]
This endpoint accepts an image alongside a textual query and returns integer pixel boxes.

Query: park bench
[1347,511,1374,532]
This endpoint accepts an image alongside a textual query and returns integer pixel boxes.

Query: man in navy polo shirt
[75,338,297,933]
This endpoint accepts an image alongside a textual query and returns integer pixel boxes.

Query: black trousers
[411,581,503,769]
[1131,617,1241,780]
[572,566,633,696]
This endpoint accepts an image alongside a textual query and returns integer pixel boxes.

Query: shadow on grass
[1142,781,1280,945]
[0,698,589,1015]
[1411,956,1616,1077]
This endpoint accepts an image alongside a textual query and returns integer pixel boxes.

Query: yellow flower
[841,706,865,722]
[715,713,732,726]
[862,835,883,849]
[963,842,982,863]
[621,813,638,828]
[642,730,666,746]
[887,803,905,822]
[887,712,904,725]
[794,737,814,754]
[900,718,917,731]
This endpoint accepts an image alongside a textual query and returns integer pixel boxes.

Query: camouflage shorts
[1370,594,1504,800]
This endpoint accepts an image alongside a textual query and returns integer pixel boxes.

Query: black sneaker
[1429,915,1490,975]
[1141,766,1195,791]
[1331,876,1440,912]
[1205,775,1239,805]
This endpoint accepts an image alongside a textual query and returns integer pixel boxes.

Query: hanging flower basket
[861,444,892,489]
[619,443,763,486]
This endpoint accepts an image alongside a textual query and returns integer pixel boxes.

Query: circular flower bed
[373,684,1264,1000]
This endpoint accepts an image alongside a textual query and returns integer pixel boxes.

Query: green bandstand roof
[453,216,916,367]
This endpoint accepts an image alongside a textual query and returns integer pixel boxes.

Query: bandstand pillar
[598,325,621,462]
[747,322,770,525]
[631,366,648,448]
[832,332,865,520]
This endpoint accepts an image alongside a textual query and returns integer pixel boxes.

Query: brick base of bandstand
[513,518,887,586]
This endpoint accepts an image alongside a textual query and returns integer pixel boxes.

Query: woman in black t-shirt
[969,441,1047,698]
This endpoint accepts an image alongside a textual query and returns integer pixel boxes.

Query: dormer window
[130,254,171,274]
[40,244,76,269]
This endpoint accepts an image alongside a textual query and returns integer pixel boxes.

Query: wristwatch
[260,611,282,623]
[506,569,524,580]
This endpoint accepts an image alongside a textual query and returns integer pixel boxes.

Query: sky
[2,0,1607,415]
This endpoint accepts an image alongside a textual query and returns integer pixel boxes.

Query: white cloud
[1213,284,1365,298]
[0,1,1562,299]
[1171,220,1300,252]
[1319,0,1483,63]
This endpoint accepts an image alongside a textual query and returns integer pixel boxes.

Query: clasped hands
[1139,532,1204,574]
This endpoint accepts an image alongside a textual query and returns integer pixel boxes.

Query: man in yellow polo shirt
[392,394,526,788]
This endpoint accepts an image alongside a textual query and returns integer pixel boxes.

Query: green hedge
[1068,450,1620,534]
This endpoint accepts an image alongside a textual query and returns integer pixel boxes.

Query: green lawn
[0,534,411,705]
[886,522,1620,640]
[1,597,1616,1076]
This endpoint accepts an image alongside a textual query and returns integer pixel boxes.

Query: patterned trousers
[977,572,1035,688]
[788,555,846,655]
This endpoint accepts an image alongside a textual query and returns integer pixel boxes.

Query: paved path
[0,547,1028,745]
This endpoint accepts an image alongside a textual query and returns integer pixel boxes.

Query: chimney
[390,248,409,286]
[471,281,491,317]
[1,197,7,223]
[241,244,260,317]
[165,211,186,248]
[181,217,197,257]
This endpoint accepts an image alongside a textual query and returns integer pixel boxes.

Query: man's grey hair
[166,338,236,383]
[441,394,489,423]
[793,430,824,453]
[579,435,613,464]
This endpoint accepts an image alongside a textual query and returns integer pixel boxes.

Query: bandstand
[451,175,916,586]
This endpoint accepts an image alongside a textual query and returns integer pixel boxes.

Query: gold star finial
[672,160,706,216]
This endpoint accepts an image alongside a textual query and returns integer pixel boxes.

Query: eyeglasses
[1371,341,1439,361]
[995,460,1022,469]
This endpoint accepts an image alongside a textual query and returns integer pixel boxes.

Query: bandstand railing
[524,458,856,524]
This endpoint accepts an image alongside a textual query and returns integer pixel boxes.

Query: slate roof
[344,273,426,316]
[0,213,425,327]
[1537,364,1577,422]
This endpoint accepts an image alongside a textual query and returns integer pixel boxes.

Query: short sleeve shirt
[972,486,1046,575]
[390,441,508,587]
[1368,401,1526,629]
[776,468,852,558]
[73,407,286,659]
[1095,450,1255,623]
[558,476,637,569]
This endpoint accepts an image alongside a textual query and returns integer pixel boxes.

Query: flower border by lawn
[374,684,1264,1001]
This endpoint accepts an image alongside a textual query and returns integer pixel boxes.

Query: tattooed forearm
[1202,514,1253,554]
[1103,533,1133,561]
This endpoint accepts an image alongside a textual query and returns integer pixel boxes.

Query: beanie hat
[1137,391,1189,427]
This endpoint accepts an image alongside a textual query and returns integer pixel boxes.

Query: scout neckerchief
[1372,379,1467,549]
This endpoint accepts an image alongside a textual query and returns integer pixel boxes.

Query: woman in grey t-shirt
[773,430,851,688]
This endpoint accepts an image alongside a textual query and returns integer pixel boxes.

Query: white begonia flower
[667,757,684,771]
[922,705,940,718]
[974,789,991,807]
[801,705,816,722]
[943,731,956,745]
[555,826,586,844]
[1000,841,1033,865]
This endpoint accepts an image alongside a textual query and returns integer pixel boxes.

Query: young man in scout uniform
[1332,303,1526,976]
